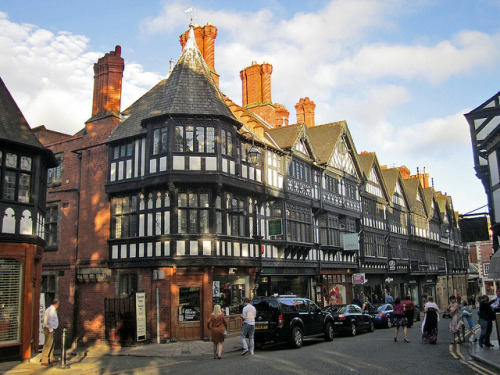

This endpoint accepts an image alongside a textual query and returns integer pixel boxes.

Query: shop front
[257,267,316,299]
[353,273,386,304]
[315,271,353,307]
[422,276,437,301]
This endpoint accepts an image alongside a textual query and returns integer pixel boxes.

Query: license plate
[255,325,268,330]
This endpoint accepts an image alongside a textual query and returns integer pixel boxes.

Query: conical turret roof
[110,25,238,142]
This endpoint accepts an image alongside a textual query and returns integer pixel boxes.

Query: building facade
[35,23,467,345]
[0,78,57,360]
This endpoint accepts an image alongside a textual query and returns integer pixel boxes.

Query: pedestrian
[352,294,363,308]
[393,297,409,343]
[403,295,415,328]
[207,304,228,359]
[41,299,60,366]
[422,296,439,344]
[241,297,256,355]
[472,294,476,309]
[385,292,394,304]
[478,295,496,348]
[491,289,500,310]
[448,296,463,344]
[460,301,478,342]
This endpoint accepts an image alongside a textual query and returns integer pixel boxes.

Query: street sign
[353,273,366,284]
[388,259,396,272]
[268,219,282,236]
[136,292,146,342]
[343,233,359,251]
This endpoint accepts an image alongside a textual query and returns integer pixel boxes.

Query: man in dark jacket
[478,295,496,348]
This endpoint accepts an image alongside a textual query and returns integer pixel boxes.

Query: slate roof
[109,25,238,142]
[358,152,376,177]
[403,178,423,212]
[266,124,303,150]
[381,168,400,201]
[0,77,47,150]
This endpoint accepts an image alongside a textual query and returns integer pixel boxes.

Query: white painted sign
[343,233,359,251]
[135,292,146,342]
[39,293,45,346]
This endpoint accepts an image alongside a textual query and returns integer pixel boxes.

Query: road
[63,318,497,375]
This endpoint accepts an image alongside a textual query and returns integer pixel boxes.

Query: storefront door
[177,286,202,340]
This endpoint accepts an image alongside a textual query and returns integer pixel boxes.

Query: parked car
[252,295,335,349]
[369,303,394,328]
[323,304,374,336]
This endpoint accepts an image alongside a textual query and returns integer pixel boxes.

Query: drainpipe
[71,150,82,346]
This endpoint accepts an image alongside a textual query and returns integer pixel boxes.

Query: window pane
[20,156,32,171]
[189,193,198,207]
[206,127,215,153]
[200,194,209,208]
[3,171,16,200]
[114,147,120,159]
[178,193,188,207]
[18,174,30,202]
[5,153,17,168]
[179,287,201,322]
[127,143,133,156]
[161,128,168,153]
[188,210,197,233]
[186,126,194,152]
[221,130,227,155]
[200,210,209,234]
[178,209,187,233]
[175,126,184,152]
[196,127,205,153]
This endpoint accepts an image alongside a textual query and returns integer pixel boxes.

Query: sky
[1,0,499,216]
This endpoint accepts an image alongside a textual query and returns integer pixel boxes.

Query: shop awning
[488,250,500,279]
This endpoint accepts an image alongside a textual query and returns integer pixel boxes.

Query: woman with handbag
[207,304,228,359]
[393,297,409,343]
[422,296,439,344]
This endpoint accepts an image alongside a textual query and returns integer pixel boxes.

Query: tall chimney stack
[92,45,124,116]
[240,61,277,126]
[295,97,316,127]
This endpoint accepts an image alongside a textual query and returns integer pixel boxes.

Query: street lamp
[241,131,262,165]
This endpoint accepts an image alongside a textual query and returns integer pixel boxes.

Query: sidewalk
[468,339,500,372]
[0,336,244,374]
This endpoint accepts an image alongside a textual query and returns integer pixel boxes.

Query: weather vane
[185,6,195,26]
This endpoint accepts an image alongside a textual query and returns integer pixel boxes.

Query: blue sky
[1,0,500,215]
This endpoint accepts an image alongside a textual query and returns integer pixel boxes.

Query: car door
[349,305,363,329]
[294,299,310,335]
[306,300,324,335]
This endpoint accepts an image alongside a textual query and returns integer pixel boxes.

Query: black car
[252,295,335,348]
[324,304,375,336]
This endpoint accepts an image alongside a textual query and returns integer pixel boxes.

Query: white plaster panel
[130,243,137,258]
[110,163,116,182]
[203,240,211,256]
[121,244,127,258]
[149,159,157,174]
[205,157,217,170]
[190,241,198,255]
[160,156,167,171]
[177,241,185,256]
[126,159,132,179]
[111,245,118,259]
[139,243,145,257]
[173,156,184,170]
[190,156,201,170]
[147,242,153,257]
[118,161,124,180]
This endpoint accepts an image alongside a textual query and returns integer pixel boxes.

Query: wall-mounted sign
[136,292,146,342]
[212,281,220,297]
[353,273,366,285]
[268,219,282,236]
[388,259,396,272]
[343,233,359,251]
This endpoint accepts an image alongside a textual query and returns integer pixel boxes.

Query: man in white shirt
[41,299,59,366]
[241,297,256,355]
[491,289,500,310]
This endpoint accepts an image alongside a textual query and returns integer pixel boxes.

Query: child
[461,301,478,342]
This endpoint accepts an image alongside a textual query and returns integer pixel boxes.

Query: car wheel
[290,326,303,348]
[387,318,393,328]
[324,322,334,341]
[369,321,375,332]
[350,323,357,336]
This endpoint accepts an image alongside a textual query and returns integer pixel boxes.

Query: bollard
[58,328,70,369]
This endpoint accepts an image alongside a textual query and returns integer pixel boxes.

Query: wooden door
[177,286,202,340]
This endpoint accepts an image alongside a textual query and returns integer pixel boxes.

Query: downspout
[72,151,82,345]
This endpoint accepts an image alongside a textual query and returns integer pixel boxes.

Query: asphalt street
[43,318,494,375]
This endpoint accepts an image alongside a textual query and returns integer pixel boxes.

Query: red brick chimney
[92,45,124,116]
[400,166,411,180]
[240,61,276,126]
[295,97,316,127]
[180,23,219,85]
[399,166,430,188]
[274,103,290,127]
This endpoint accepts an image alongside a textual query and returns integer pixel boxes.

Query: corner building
[37,22,467,344]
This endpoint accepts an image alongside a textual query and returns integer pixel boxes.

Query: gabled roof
[380,167,410,209]
[109,25,238,142]
[403,178,428,216]
[266,124,320,161]
[465,90,500,117]
[307,122,344,163]
[0,77,57,165]
[357,152,389,201]
[422,187,436,218]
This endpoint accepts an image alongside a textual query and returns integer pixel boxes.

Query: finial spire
[185,6,195,26]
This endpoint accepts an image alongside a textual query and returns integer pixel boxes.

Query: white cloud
[0,12,161,134]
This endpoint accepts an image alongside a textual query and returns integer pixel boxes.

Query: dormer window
[1,151,32,203]
[172,124,215,154]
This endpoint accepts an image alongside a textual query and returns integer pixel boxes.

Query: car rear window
[253,299,279,312]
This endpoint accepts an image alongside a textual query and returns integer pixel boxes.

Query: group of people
[207,297,256,359]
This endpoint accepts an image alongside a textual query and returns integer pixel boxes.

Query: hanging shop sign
[343,233,359,251]
[388,259,397,272]
[268,219,283,236]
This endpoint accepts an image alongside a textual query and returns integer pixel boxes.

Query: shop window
[118,273,138,298]
[179,287,201,321]
[0,259,23,345]
[212,276,247,315]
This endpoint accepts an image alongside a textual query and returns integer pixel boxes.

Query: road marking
[460,359,498,375]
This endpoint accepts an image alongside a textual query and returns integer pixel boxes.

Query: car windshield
[377,305,387,312]
[338,306,348,314]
